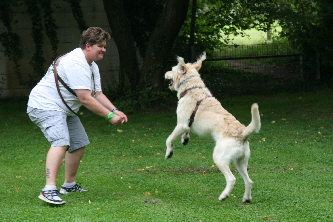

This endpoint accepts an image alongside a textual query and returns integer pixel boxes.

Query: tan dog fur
[165,53,261,202]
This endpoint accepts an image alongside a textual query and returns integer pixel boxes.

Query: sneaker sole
[38,194,66,205]
[59,189,69,195]
[59,188,88,195]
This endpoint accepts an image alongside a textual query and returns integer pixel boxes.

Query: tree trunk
[141,0,190,91]
[189,0,197,63]
[103,0,140,92]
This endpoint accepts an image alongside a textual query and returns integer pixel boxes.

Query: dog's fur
[164,52,261,202]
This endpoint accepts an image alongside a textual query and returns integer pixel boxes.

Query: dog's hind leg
[215,162,236,201]
[234,148,253,203]
[181,131,190,145]
[213,145,236,201]
[166,124,188,158]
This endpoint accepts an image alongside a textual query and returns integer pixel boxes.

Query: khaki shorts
[27,107,90,152]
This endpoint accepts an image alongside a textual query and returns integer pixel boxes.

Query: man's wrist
[105,112,114,120]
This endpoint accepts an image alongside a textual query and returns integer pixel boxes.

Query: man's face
[87,40,107,62]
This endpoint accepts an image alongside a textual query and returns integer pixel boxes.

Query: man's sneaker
[59,183,87,194]
[38,190,66,205]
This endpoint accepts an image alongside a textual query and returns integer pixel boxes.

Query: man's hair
[79,27,111,49]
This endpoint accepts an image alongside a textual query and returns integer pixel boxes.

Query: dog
[164,52,261,203]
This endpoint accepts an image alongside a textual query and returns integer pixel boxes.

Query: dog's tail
[242,103,261,139]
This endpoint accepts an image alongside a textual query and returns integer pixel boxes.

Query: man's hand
[113,110,128,123]
[109,114,125,127]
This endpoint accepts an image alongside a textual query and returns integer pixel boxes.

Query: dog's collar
[179,86,203,98]
[179,75,195,87]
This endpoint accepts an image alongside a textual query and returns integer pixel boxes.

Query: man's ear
[85,43,92,50]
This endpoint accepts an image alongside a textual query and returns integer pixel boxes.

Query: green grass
[1,91,333,221]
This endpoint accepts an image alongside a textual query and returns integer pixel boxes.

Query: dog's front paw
[218,194,229,201]
[181,132,190,145]
[182,138,189,145]
[242,196,252,203]
[165,151,173,158]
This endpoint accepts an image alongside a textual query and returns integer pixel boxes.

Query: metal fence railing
[205,43,303,80]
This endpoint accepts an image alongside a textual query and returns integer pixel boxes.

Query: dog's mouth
[169,80,174,87]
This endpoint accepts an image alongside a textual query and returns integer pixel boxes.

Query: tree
[103,0,141,93]
[179,0,333,81]
[171,0,275,61]
[275,0,333,81]
[103,0,190,92]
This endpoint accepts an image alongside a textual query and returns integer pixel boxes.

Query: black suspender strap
[53,56,93,117]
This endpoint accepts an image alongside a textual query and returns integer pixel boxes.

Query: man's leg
[60,115,89,194]
[64,146,85,183]
[45,146,68,185]
[28,109,70,204]
[59,147,88,194]
[38,145,68,204]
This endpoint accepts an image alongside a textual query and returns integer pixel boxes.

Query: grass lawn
[1,91,332,221]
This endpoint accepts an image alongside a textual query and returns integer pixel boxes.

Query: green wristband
[105,112,114,120]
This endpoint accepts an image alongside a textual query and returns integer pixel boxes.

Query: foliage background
[1,0,333,101]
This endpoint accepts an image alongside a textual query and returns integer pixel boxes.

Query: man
[27,27,127,205]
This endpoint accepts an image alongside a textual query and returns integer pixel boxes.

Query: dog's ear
[177,56,188,74]
[193,52,206,71]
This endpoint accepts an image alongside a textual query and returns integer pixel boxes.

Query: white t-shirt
[27,48,102,115]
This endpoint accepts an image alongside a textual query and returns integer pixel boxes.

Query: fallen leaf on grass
[144,199,162,204]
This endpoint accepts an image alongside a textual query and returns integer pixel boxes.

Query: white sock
[62,181,76,188]
[43,185,57,191]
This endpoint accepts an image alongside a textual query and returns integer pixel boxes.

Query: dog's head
[165,52,206,91]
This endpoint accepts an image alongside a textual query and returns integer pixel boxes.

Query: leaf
[117,129,123,133]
